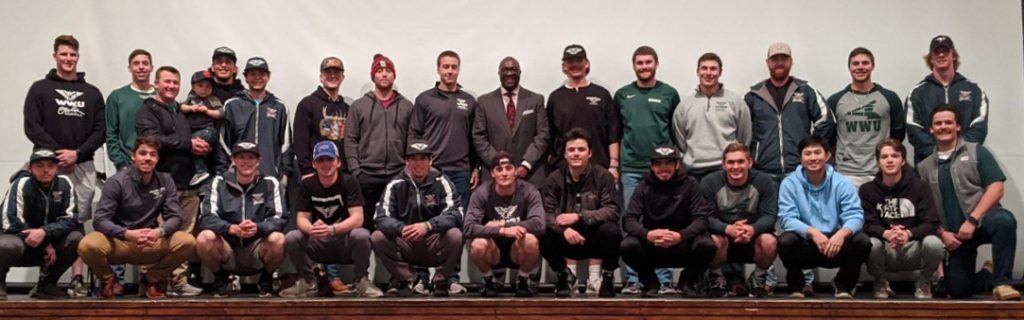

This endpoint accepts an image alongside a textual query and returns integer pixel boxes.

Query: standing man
[282,141,383,298]
[673,52,751,182]
[615,46,680,295]
[472,56,549,185]
[77,136,197,299]
[546,44,621,179]
[106,49,156,171]
[370,139,463,297]
[860,138,942,299]
[917,106,1019,300]
[197,142,286,298]
[746,42,833,179]
[220,57,290,179]
[464,152,546,297]
[906,35,989,164]
[827,47,905,187]
[540,128,621,298]
[620,145,716,298]
[294,56,350,178]
[777,136,869,299]
[209,47,245,102]
[136,66,206,296]
[0,149,82,300]
[344,54,414,230]
[699,143,778,298]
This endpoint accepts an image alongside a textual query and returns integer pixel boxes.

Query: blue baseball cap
[313,141,339,160]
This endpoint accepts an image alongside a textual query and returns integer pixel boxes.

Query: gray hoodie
[344,91,414,178]
[673,85,751,173]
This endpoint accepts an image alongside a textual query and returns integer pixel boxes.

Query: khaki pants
[78,231,196,282]
[168,189,201,288]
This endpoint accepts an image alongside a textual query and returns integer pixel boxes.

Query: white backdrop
[1,0,1023,281]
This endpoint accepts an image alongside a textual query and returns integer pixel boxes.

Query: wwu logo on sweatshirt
[55,89,86,117]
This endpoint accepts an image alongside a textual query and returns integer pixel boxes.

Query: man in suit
[472,56,549,185]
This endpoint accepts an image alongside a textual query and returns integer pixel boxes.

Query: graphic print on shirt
[55,89,86,117]
[495,204,520,223]
[312,194,344,219]
[878,197,915,220]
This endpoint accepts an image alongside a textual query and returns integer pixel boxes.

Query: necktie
[505,92,516,129]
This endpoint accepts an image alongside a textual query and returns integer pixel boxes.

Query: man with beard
[465,152,545,297]
[917,106,1019,300]
[615,46,680,295]
[906,35,989,164]
[136,66,207,296]
[220,57,290,179]
[209,47,245,102]
[78,136,197,299]
[546,44,621,181]
[620,145,715,298]
[745,42,833,179]
[826,47,905,188]
[344,54,414,231]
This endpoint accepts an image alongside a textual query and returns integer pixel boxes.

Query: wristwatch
[966,216,980,226]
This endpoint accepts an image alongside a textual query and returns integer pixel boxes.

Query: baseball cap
[650,144,681,162]
[313,141,339,160]
[320,57,344,72]
[930,35,955,53]
[490,151,513,169]
[371,53,395,77]
[231,141,260,157]
[29,148,59,164]
[405,139,432,157]
[212,46,237,63]
[562,44,587,60]
[767,42,792,58]
[191,70,214,85]
[244,57,270,73]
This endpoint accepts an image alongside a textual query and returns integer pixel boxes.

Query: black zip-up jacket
[859,170,939,241]
[93,167,181,240]
[294,87,350,175]
[136,98,195,189]
[2,172,78,243]
[199,172,286,248]
[408,84,477,172]
[209,74,245,103]
[541,163,620,235]
[23,69,106,163]
[344,91,414,178]
[375,169,463,239]
[623,170,712,243]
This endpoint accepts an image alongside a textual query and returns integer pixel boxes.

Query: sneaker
[31,283,70,300]
[480,276,499,297]
[586,275,601,297]
[68,275,89,297]
[189,172,210,187]
[258,272,275,298]
[278,278,316,298]
[802,284,816,297]
[229,275,241,294]
[140,277,167,299]
[212,272,230,299]
[620,282,642,295]
[873,280,893,299]
[330,278,350,295]
[492,269,507,291]
[432,281,450,297]
[515,276,534,297]
[598,271,615,297]
[679,279,704,298]
[658,283,678,295]
[353,276,383,298]
[395,281,413,297]
[412,278,431,295]
[385,279,399,295]
[97,277,119,299]
[993,285,1022,301]
[747,269,769,298]
[833,282,854,299]
[641,282,660,298]
[0,281,7,300]
[707,273,727,297]
[555,269,576,298]
[914,279,933,299]
[448,282,467,294]
[168,283,203,297]
[789,291,805,298]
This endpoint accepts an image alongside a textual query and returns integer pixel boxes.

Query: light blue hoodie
[778,164,863,238]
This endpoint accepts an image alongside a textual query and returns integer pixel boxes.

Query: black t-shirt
[766,78,792,109]
[295,173,365,224]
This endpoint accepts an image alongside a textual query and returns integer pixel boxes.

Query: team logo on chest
[791,92,805,104]
[315,205,339,218]
[149,187,165,198]
[52,190,63,200]
[456,98,469,110]
[266,108,278,119]
[424,194,437,207]
[252,192,264,205]
[647,98,662,104]
[55,89,86,117]
[585,96,602,106]
[959,91,972,102]
[495,205,518,220]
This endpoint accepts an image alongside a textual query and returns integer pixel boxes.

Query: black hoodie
[23,69,106,163]
[541,163,620,235]
[294,86,350,175]
[859,170,939,241]
[136,98,195,189]
[622,169,712,244]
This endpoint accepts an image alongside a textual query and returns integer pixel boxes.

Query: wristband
[966,216,980,227]
[329,224,337,236]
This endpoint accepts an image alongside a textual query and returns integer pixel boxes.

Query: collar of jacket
[401,168,443,187]
[693,83,726,98]
[563,163,597,184]
[127,166,162,187]
[924,72,966,86]
[432,82,463,97]
[222,171,265,193]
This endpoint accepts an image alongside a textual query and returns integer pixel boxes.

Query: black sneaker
[396,281,413,297]
[707,273,727,297]
[32,282,70,300]
[747,269,770,298]
[480,276,498,297]
[641,282,660,298]
[212,271,230,299]
[432,281,450,297]
[680,279,704,298]
[598,271,615,297]
[555,269,575,298]
[515,276,534,297]
[258,271,275,298]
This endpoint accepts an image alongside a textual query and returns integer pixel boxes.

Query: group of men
[0,33,1018,301]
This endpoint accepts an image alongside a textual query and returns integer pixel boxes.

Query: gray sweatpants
[370,228,462,285]
[868,235,944,282]
[285,228,371,282]
[0,232,83,285]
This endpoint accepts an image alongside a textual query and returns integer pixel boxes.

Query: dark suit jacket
[472,87,549,182]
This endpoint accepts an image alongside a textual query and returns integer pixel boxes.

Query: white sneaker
[914,279,933,299]
[658,283,679,295]
[168,283,203,297]
[229,276,241,294]
[412,279,430,295]
[872,280,892,299]
[586,276,602,296]
[620,282,642,295]
[354,276,383,298]
[189,172,210,187]
[448,282,467,294]
[833,283,855,299]
[279,278,316,298]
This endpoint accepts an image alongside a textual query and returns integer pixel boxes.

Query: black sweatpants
[540,221,621,271]
[620,234,715,287]
[777,231,870,293]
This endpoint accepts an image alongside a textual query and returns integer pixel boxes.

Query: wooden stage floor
[1,297,1022,319]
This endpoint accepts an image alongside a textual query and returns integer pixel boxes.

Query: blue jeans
[621,172,673,285]
[192,127,216,174]
[944,208,1016,298]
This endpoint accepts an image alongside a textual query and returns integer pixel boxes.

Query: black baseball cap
[191,70,214,85]
[320,57,344,72]
[930,35,955,53]
[405,139,432,157]
[29,148,59,164]
[212,46,237,63]
[650,144,681,162]
[562,44,587,60]
[244,57,270,73]
[231,141,260,157]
